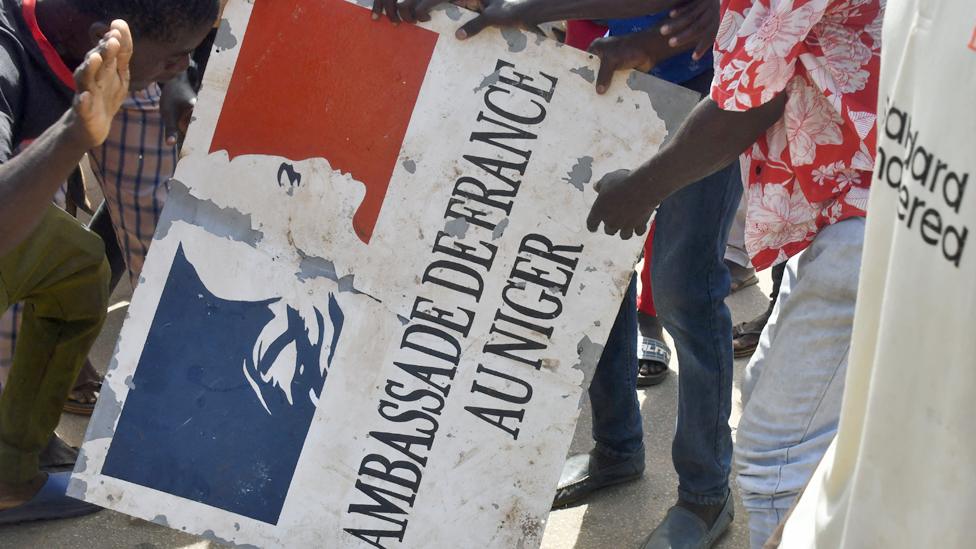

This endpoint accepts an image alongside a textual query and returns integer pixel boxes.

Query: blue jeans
[654,162,742,505]
[651,70,744,505]
[587,163,740,488]
[589,277,642,460]
[587,73,741,505]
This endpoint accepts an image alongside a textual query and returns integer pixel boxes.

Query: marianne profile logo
[103,245,345,525]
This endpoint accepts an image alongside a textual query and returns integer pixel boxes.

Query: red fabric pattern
[711,0,883,269]
[638,222,657,316]
[565,20,608,51]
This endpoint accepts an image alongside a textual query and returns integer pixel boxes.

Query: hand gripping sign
[71,1,698,547]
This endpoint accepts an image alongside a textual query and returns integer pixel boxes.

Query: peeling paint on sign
[444,217,471,239]
[564,156,594,191]
[570,65,596,83]
[72,1,698,547]
[501,27,528,52]
[492,218,510,240]
[85,378,123,440]
[474,69,502,93]
[155,180,264,246]
[214,19,238,51]
[439,3,463,20]
[627,71,700,136]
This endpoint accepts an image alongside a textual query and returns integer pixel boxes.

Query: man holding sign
[585,1,882,546]
[382,0,883,547]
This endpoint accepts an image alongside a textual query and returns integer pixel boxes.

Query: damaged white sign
[70,1,698,547]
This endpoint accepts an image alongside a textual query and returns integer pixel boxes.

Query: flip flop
[725,260,759,294]
[638,336,671,387]
[0,472,101,526]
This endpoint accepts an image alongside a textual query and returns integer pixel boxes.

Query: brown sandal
[732,308,773,359]
[726,260,759,294]
[63,361,102,416]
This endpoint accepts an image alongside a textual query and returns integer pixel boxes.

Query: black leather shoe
[39,434,78,473]
[641,494,734,549]
[552,448,644,509]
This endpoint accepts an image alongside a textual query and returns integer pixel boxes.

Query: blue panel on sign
[103,244,344,524]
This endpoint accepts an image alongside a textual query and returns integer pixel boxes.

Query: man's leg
[0,206,110,486]
[590,277,642,458]
[640,159,740,547]
[653,161,742,511]
[0,187,102,420]
[636,69,742,547]
[553,278,643,507]
[735,218,864,548]
[640,161,740,548]
[0,187,68,392]
[0,304,19,391]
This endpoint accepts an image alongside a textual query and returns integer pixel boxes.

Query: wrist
[639,26,674,63]
[632,164,670,206]
[60,109,98,151]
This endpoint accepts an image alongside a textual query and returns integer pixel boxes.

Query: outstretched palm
[72,20,133,148]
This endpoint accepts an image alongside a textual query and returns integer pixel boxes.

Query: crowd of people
[0,0,971,548]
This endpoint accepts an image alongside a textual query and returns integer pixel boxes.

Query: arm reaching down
[586,92,787,240]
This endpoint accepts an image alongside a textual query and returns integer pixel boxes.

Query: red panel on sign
[210,0,438,243]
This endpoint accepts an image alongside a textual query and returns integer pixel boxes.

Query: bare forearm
[0,19,135,254]
[0,110,91,255]
[635,93,787,205]
[516,0,682,25]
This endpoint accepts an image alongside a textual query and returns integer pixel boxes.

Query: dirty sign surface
[71,1,698,547]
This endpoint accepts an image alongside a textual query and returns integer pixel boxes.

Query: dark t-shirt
[0,0,74,162]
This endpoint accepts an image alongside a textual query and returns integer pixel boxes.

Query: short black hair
[71,0,220,41]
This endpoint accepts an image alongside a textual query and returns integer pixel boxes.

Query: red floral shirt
[711,0,885,269]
